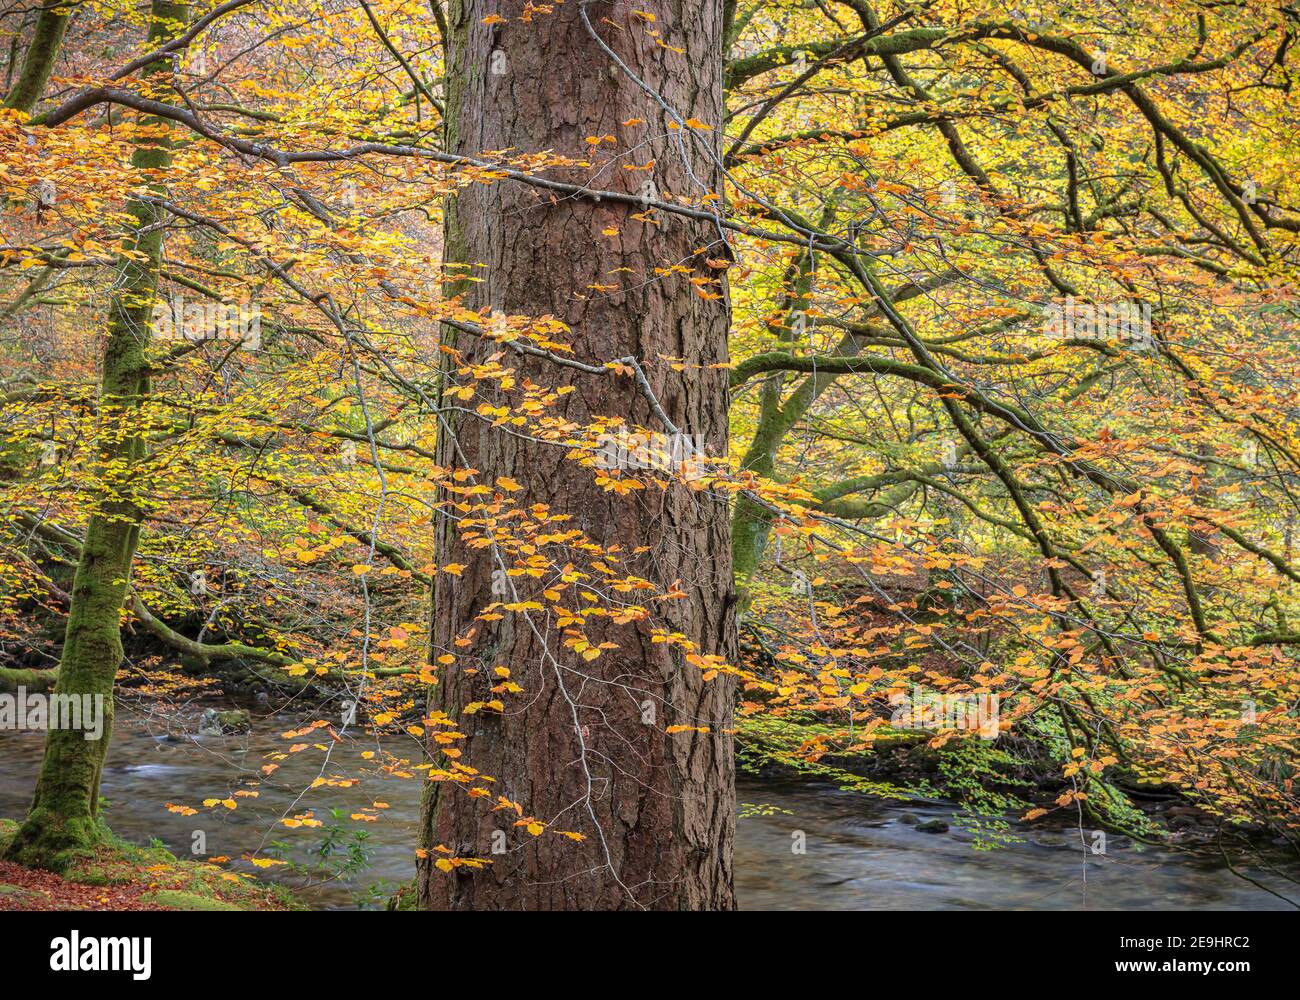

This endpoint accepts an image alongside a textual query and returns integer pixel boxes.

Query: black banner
[0,909,1290,987]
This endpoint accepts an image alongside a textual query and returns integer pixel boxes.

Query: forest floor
[0,819,305,911]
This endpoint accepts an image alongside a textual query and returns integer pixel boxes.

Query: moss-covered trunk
[5,0,189,871]
[731,251,816,598]
[3,1,77,115]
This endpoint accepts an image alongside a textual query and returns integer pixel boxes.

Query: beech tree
[4,0,190,870]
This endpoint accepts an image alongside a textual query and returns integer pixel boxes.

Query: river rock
[198,708,252,735]
[215,709,252,732]
[915,819,950,833]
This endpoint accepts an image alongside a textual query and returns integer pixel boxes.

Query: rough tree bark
[5,0,188,871]
[418,0,737,910]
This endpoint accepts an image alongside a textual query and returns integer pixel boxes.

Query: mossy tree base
[4,806,109,873]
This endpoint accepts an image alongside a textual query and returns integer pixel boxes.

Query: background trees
[0,0,1297,905]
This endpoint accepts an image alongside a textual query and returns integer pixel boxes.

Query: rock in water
[197,708,252,735]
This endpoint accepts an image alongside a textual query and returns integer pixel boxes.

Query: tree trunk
[5,0,188,872]
[3,1,76,115]
[418,0,737,910]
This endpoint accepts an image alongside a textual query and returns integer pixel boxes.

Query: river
[1,702,1294,909]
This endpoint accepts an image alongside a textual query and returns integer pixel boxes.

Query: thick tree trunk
[5,0,187,872]
[418,0,737,910]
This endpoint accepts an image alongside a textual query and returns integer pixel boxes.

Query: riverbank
[0,820,305,911]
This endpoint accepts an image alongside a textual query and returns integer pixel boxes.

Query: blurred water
[0,705,1294,910]
[734,782,1295,910]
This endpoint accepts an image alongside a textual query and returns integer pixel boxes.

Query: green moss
[80,833,306,910]
[3,0,73,114]
[0,667,59,693]
[4,808,110,872]
[736,715,923,798]
[141,889,242,911]
[737,714,924,755]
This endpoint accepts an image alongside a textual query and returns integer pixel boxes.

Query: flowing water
[1,702,1295,910]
